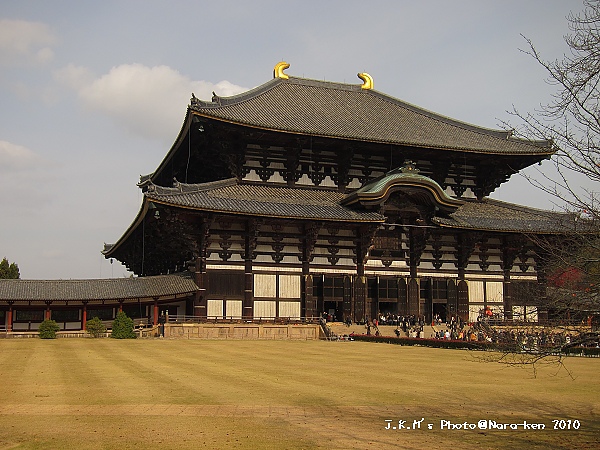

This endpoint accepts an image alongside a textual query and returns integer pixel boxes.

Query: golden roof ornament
[274,61,290,80]
[357,72,373,90]
[399,160,420,173]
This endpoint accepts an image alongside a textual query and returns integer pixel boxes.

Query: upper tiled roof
[0,272,199,302]
[434,199,579,233]
[190,76,553,155]
[146,179,384,222]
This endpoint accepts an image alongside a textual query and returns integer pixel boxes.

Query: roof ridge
[285,76,364,92]
[0,272,194,283]
[192,75,366,109]
[190,78,282,109]
[147,178,238,195]
[479,197,568,216]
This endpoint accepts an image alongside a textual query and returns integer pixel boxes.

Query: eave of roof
[104,179,385,258]
[189,75,554,156]
[145,179,385,223]
[0,272,199,302]
[433,198,580,234]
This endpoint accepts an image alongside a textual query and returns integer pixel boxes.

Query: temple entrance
[420,278,449,323]
[378,301,398,315]
[368,277,400,319]
[432,303,448,323]
[317,275,346,322]
[323,300,342,322]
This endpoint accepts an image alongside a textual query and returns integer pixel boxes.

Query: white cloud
[0,140,43,172]
[0,19,57,65]
[56,63,248,142]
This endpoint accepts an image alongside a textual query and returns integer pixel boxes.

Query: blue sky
[0,0,588,279]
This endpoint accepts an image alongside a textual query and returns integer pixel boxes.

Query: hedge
[348,334,600,356]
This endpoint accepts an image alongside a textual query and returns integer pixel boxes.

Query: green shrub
[38,319,60,339]
[86,317,106,338]
[111,311,136,339]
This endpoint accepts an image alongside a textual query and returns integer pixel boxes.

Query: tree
[111,311,137,339]
[493,1,600,366]
[509,0,600,217]
[38,319,60,339]
[0,257,19,279]
[86,317,107,338]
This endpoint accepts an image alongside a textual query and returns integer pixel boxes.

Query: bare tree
[509,1,600,217]
[485,1,600,367]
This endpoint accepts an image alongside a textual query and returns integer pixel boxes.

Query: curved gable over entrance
[342,161,463,217]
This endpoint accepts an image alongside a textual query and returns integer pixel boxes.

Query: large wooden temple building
[1,63,578,331]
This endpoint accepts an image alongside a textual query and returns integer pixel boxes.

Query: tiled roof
[0,272,199,302]
[434,199,579,233]
[146,179,384,222]
[145,179,576,234]
[190,76,553,155]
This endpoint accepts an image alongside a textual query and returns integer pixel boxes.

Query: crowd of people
[327,310,598,349]
[432,319,599,350]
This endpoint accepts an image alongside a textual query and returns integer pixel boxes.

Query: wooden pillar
[243,219,259,321]
[407,278,420,316]
[302,261,316,320]
[354,224,376,324]
[366,277,375,322]
[194,216,212,320]
[446,279,457,321]
[342,275,353,322]
[501,237,520,322]
[503,271,513,321]
[301,223,319,320]
[457,279,469,323]
[153,299,159,326]
[45,302,51,320]
[354,276,366,323]
[536,258,549,324]
[424,277,433,323]
[195,265,208,320]
[243,260,254,320]
[7,303,13,332]
[82,302,88,330]
[355,235,366,323]
[397,278,408,316]
[408,227,427,280]
[118,301,123,312]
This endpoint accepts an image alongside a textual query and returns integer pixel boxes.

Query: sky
[0,0,590,279]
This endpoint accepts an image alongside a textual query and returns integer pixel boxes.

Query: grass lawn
[0,338,598,449]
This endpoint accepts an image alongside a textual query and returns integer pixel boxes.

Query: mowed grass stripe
[0,339,598,450]
[3,340,599,409]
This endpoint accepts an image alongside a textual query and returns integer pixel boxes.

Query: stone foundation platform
[164,323,321,340]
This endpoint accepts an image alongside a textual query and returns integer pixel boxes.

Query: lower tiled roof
[434,199,579,233]
[146,179,384,222]
[146,180,577,234]
[0,272,199,302]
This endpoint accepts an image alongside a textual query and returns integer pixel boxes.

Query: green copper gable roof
[341,165,463,211]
